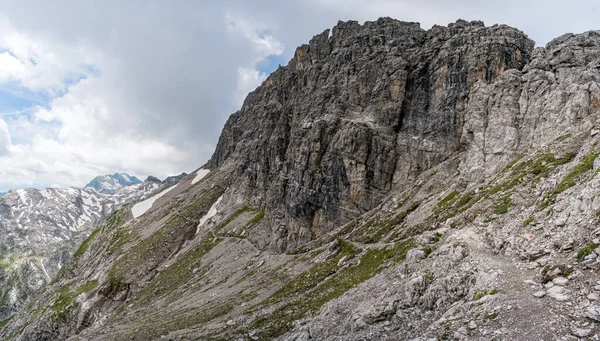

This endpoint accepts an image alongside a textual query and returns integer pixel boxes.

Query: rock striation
[209,18,535,252]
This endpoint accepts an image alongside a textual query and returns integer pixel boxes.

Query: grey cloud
[0,0,598,185]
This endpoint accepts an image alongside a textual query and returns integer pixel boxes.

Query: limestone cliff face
[209,18,534,251]
[459,31,600,184]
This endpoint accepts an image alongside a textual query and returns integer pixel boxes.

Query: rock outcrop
[209,18,535,252]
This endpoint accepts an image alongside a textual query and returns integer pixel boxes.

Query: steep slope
[84,173,142,194]
[6,18,600,340]
[0,176,183,322]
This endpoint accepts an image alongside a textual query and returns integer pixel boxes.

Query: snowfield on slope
[192,169,210,185]
[131,185,178,218]
[196,195,223,233]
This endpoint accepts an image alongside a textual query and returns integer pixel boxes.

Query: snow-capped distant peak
[84,173,142,194]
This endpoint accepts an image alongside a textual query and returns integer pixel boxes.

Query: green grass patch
[540,193,556,210]
[255,240,359,309]
[483,312,498,322]
[2,322,28,341]
[429,189,483,226]
[432,232,443,243]
[0,315,13,329]
[456,192,473,207]
[122,302,234,340]
[554,149,600,194]
[523,216,534,227]
[541,149,598,210]
[494,195,513,215]
[473,289,497,301]
[108,185,226,286]
[248,238,414,339]
[49,279,98,320]
[435,191,460,214]
[492,150,575,205]
[556,133,572,142]
[108,229,131,252]
[73,227,101,259]
[215,206,260,233]
[500,153,525,173]
[351,202,419,243]
[577,242,599,260]
[248,210,265,225]
[133,232,221,306]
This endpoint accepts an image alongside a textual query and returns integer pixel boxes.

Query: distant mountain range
[84,173,143,194]
[0,171,186,320]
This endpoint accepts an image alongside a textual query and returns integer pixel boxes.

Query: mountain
[162,172,188,186]
[7,18,600,340]
[0,176,181,322]
[84,173,142,194]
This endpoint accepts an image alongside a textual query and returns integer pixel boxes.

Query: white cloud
[0,16,98,95]
[225,13,285,58]
[0,52,26,83]
[234,67,268,107]
[225,12,284,108]
[11,76,190,187]
[0,118,11,155]
[0,20,192,188]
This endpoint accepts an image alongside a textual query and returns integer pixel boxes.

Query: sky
[0,0,598,191]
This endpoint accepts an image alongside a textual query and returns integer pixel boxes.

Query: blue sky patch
[257,53,287,75]
[0,83,51,117]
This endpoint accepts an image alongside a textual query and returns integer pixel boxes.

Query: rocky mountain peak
[84,173,142,194]
[145,175,162,183]
[162,172,188,186]
[209,18,534,252]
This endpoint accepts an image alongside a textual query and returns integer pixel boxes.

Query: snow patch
[40,189,51,199]
[8,287,17,305]
[192,169,210,185]
[16,189,27,205]
[197,195,223,233]
[38,259,51,281]
[131,185,178,218]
